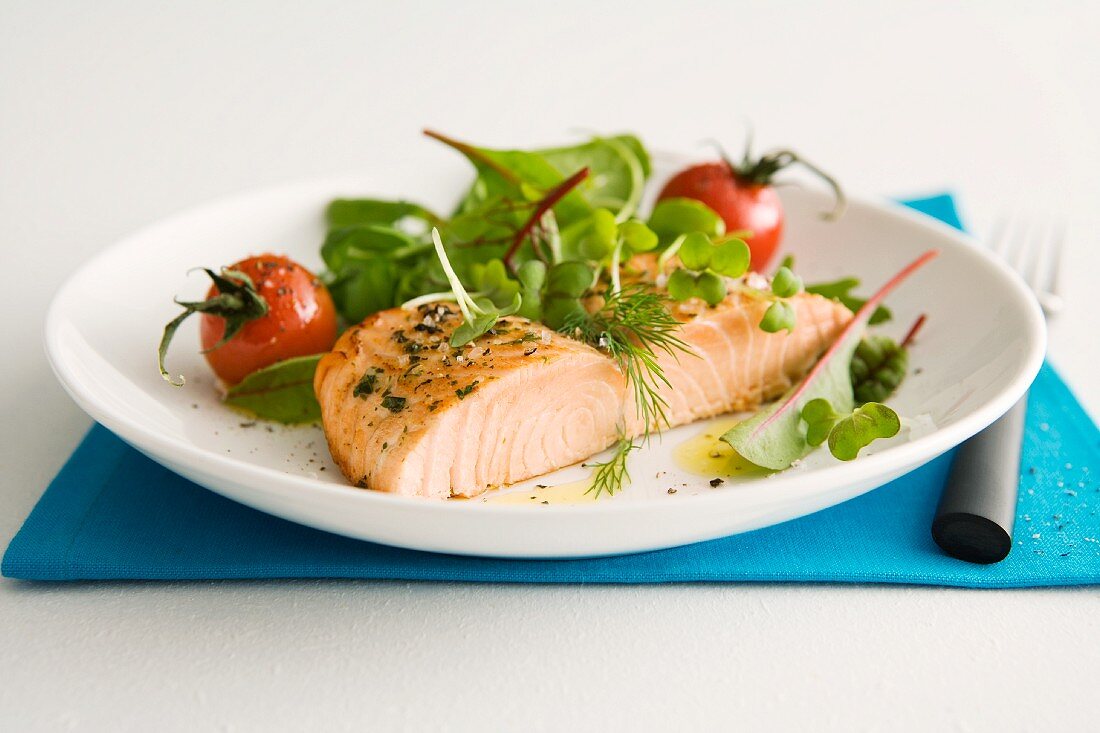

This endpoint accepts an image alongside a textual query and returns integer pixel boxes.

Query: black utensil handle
[931,396,1027,564]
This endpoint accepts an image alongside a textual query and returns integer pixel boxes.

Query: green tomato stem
[739,149,846,221]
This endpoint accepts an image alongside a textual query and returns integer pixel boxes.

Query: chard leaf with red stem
[224,354,323,424]
[721,250,939,469]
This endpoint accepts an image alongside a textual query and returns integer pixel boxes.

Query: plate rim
[44,175,1047,520]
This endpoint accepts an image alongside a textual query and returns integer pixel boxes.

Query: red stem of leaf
[901,313,927,348]
[422,129,519,184]
[502,167,590,271]
[752,249,940,438]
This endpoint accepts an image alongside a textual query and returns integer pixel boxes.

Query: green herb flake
[353,372,378,398]
[381,395,407,412]
[455,381,480,399]
[505,331,541,345]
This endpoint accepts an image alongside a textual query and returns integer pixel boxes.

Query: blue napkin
[5,195,1099,585]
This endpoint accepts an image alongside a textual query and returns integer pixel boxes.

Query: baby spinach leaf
[539,135,650,220]
[224,354,323,424]
[540,260,594,329]
[321,225,430,322]
[721,250,938,469]
[426,130,593,227]
[828,402,901,460]
[326,199,440,230]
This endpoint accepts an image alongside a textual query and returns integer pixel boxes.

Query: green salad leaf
[721,250,938,469]
[321,225,433,322]
[647,197,725,245]
[540,260,594,329]
[326,199,440,231]
[723,318,860,469]
[223,354,323,424]
[539,135,650,220]
[426,130,648,228]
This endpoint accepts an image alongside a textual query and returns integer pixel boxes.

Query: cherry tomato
[658,163,783,273]
[199,255,337,384]
[657,148,844,273]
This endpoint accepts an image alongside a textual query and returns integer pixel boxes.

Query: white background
[2,1,1098,730]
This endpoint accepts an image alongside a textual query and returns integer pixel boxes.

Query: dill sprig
[586,438,635,498]
[563,284,693,497]
[563,284,691,439]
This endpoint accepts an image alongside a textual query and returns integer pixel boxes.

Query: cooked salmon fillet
[314,292,852,498]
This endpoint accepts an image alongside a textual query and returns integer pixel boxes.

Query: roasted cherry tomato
[159,254,337,386]
[657,148,844,273]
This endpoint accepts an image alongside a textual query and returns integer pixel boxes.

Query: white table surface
[2,1,1098,730]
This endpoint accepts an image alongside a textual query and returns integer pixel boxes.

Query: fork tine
[1046,220,1065,297]
[1022,219,1050,293]
[1006,217,1034,275]
[987,214,1012,258]
[1036,220,1067,315]
[987,212,1066,318]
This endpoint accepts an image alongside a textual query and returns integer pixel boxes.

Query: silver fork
[931,215,1064,564]
[987,214,1066,317]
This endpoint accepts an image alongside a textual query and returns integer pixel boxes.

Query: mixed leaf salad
[158,129,933,496]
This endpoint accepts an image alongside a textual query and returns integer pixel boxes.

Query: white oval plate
[45,159,1045,558]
